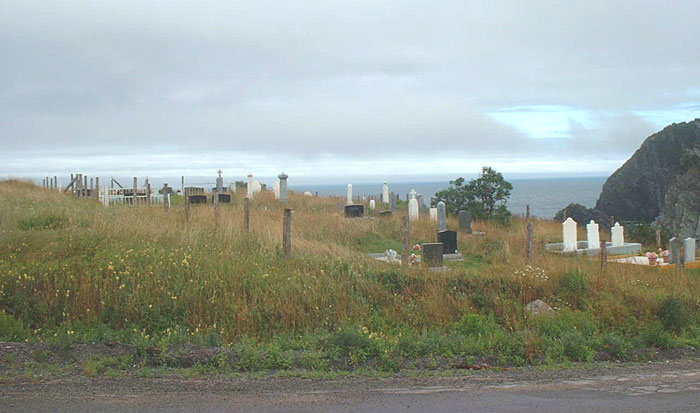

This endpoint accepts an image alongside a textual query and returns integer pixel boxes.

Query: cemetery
[3,172,700,376]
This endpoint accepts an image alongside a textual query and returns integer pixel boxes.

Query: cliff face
[595,120,700,223]
[659,146,700,239]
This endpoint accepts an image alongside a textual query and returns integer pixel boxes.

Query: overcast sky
[2,0,699,182]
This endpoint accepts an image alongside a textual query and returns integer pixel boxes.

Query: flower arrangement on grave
[646,251,658,265]
[659,249,670,263]
[409,253,419,265]
[413,244,421,251]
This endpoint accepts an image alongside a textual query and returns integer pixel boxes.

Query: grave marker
[278,172,289,203]
[382,182,389,203]
[437,230,457,254]
[586,220,600,249]
[562,217,577,252]
[437,201,446,231]
[422,243,444,268]
[669,237,681,264]
[389,191,396,212]
[344,204,364,218]
[458,210,472,234]
[369,199,376,210]
[684,238,696,263]
[347,184,353,204]
[429,207,437,221]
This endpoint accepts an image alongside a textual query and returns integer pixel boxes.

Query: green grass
[1,180,700,375]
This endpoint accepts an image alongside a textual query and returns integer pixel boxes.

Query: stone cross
[611,222,624,247]
[346,184,353,205]
[369,199,376,210]
[437,201,446,231]
[216,170,224,192]
[382,182,389,204]
[277,172,288,203]
[458,210,472,234]
[429,207,437,221]
[684,238,696,263]
[669,237,682,264]
[586,220,600,250]
[562,217,577,252]
[389,191,396,212]
[408,198,419,221]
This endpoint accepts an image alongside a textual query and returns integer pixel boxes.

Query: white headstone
[303,191,312,197]
[562,217,577,252]
[437,201,446,231]
[250,181,262,197]
[246,173,254,198]
[408,199,419,221]
[429,207,438,221]
[382,182,389,203]
[586,220,600,250]
[369,199,376,210]
[684,238,696,263]
[277,172,288,203]
[409,189,417,200]
[273,181,281,199]
[346,184,353,204]
[611,222,624,247]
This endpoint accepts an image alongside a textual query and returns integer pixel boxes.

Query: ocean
[289,177,607,219]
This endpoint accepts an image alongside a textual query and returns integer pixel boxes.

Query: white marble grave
[562,217,577,252]
[611,222,624,247]
[429,207,438,221]
[346,184,353,204]
[586,220,600,250]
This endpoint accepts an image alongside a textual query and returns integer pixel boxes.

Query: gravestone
[429,207,438,221]
[215,193,231,203]
[189,194,207,204]
[611,222,625,247]
[278,172,289,203]
[247,173,254,198]
[344,204,364,218]
[562,217,577,252]
[216,170,224,192]
[369,199,376,210]
[273,181,280,199]
[303,191,312,197]
[586,220,600,250]
[684,238,696,263]
[382,182,389,204]
[417,194,428,214]
[669,237,682,264]
[160,183,173,195]
[437,201,446,231]
[458,210,472,234]
[421,243,444,268]
[389,191,396,212]
[408,198,419,221]
[347,184,353,204]
[437,230,458,254]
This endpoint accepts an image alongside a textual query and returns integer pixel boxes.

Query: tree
[435,167,513,224]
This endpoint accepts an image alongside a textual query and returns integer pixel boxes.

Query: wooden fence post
[401,216,409,266]
[94,177,99,199]
[526,221,533,265]
[283,208,292,257]
[600,239,607,273]
[133,177,138,206]
[244,197,250,238]
[185,194,191,223]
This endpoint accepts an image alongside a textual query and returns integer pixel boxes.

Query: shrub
[454,313,501,337]
[658,297,690,333]
[328,328,376,357]
[602,333,631,360]
[0,311,30,342]
[639,321,675,350]
[18,214,67,230]
[558,269,588,310]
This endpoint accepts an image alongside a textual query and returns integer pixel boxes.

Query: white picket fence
[99,186,168,206]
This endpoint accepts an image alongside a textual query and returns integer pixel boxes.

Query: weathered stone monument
[369,199,376,210]
[458,210,472,234]
[586,220,600,250]
[303,191,312,197]
[216,170,224,192]
[408,189,419,221]
[669,237,682,264]
[382,182,389,204]
[421,243,444,268]
[278,172,288,203]
[247,173,254,198]
[429,207,437,221]
[346,184,353,205]
[389,191,396,212]
[437,201,446,231]
[274,181,280,199]
[611,222,624,247]
[562,217,577,252]
[684,238,696,263]
[437,230,458,254]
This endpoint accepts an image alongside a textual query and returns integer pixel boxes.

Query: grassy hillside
[1,179,699,374]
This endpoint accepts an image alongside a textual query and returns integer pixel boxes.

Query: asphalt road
[3,361,700,412]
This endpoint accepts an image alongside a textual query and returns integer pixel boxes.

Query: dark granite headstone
[669,237,681,264]
[417,195,428,214]
[344,204,364,218]
[438,230,458,254]
[215,193,231,203]
[458,210,472,234]
[422,243,444,268]
[188,194,207,204]
[379,210,392,218]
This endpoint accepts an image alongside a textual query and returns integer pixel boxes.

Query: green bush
[0,311,30,342]
[639,321,675,349]
[602,333,631,360]
[658,297,690,333]
[534,310,599,363]
[18,214,67,230]
[328,328,376,357]
[558,269,588,310]
[454,313,501,337]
